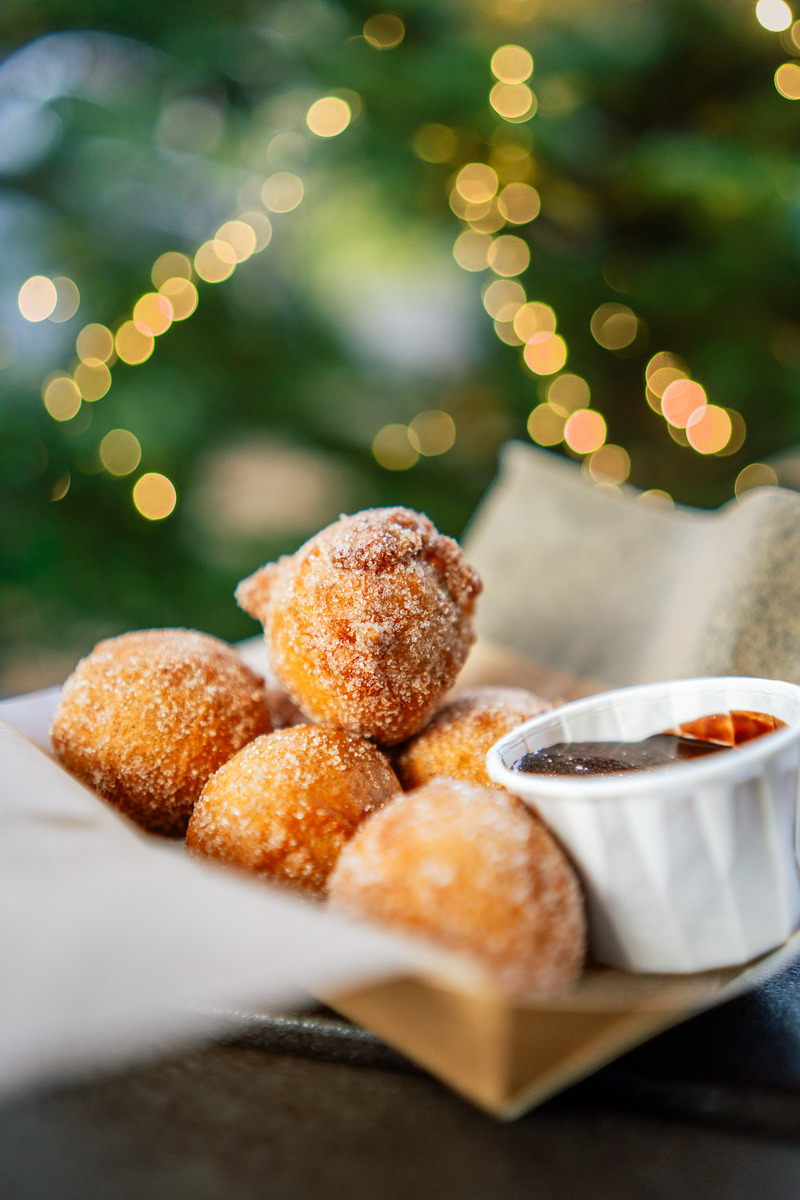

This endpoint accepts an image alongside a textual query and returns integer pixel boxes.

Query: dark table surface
[4,958,800,1200]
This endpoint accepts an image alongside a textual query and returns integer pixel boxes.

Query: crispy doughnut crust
[395,685,554,790]
[186,726,401,897]
[50,628,271,837]
[235,507,482,745]
[259,642,310,729]
[328,778,585,995]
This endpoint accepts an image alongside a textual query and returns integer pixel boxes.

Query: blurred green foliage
[1,0,799,692]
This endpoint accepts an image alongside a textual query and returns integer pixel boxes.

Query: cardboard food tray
[5,440,800,1118]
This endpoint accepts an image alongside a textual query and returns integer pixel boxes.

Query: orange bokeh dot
[686,405,732,454]
[661,379,707,428]
[523,331,567,375]
[564,408,606,454]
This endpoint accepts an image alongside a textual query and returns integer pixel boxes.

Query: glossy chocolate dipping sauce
[513,710,787,778]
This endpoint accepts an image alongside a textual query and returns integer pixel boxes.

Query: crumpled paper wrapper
[466,442,800,691]
[3,440,800,1118]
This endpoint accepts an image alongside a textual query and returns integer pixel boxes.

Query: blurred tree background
[2,0,800,694]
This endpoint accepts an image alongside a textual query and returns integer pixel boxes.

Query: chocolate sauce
[515,734,726,777]
[513,710,787,778]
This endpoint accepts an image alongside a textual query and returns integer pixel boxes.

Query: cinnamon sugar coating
[235,507,482,746]
[328,778,585,995]
[260,644,310,730]
[50,629,271,837]
[395,685,554,790]
[186,725,401,897]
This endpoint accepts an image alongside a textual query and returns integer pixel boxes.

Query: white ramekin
[486,677,800,974]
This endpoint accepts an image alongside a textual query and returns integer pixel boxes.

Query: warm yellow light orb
[115,321,155,365]
[487,234,530,276]
[100,429,142,476]
[756,0,793,32]
[152,252,192,289]
[363,13,405,49]
[261,172,304,213]
[527,403,565,447]
[73,360,111,402]
[490,45,534,84]
[307,96,352,137]
[490,83,536,122]
[523,331,567,375]
[158,277,198,321]
[735,463,779,496]
[547,372,590,416]
[455,163,499,204]
[497,183,541,224]
[412,124,459,163]
[133,293,173,336]
[482,279,526,321]
[18,276,57,322]
[133,472,177,520]
[513,301,556,341]
[775,62,800,99]
[42,374,81,421]
[49,277,80,323]
[453,231,492,272]
[194,240,236,284]
[76,324,115,364]
[408,410,456,456]
[591,303,639,350]
[372,425,419,470]
[587,444,630,484]
[237,211,273,251]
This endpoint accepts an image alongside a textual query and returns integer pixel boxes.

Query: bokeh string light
[132,472,177,520]
[443,42,617,483]
[644,351,746,460]
[19,276,58,322]
[363,12,406,50]
[18,275,80,324]
[757,3,800,101]
[756,0,793,33]
[438,30,774,500]
[27,12,783,517]
[35,191,289,520]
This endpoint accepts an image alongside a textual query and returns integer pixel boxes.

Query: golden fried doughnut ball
[50,629,271,837]
[186,725,401,897]
[328,778,585,995]
[395,685,554,790]
[260,646,310,730]
[235,507,482,746]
